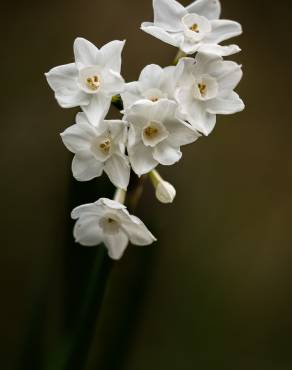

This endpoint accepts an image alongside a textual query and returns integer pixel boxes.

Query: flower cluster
[45,0,244,260]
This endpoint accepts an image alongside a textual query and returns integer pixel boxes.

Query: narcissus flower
[176,53,244,135]
[124,99,200,176]
[46,38,125,122]
[61,112,130,190]
[141,0,242,55]
[72,198,156,260]
[121,63,183,109]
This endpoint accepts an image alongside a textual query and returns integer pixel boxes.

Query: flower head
[121,62,183,109]
[72,198,156,260]
[176,53,244,135]
[45,38,125,122]
[61,112,130,190]
[141,0,242,55]
[124,99,200,176]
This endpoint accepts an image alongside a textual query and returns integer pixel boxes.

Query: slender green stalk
[173,49,187,65]
[45,246,112,370]
[148,170,163,188]
[111,95,123,110]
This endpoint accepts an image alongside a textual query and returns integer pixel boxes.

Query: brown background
[1,0,292,369]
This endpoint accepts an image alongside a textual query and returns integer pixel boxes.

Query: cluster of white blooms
[45,0,244,260]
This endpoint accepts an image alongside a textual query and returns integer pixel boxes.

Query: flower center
[86,75,100,91]
[142,120,169,147]
[190,23,199,33]
[99,138,111,154]
[149,97,159,102]
[144,125,158,138]
[198,83,207,96]
[99,214,120,234]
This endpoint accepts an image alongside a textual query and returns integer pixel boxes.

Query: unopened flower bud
[149,170,176,204]
[156,180,176,204]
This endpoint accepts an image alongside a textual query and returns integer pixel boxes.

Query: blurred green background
[1,0,292,369]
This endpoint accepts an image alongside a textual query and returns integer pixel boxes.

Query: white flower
[61,112,130,190]
[141,0,242,56]
[45,38,125,122]
[121,63,183,109]
[71,198,156,260]
[124,99,200,176]
[175,53,244,135]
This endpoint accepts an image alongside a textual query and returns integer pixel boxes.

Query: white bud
[155,181,176,204]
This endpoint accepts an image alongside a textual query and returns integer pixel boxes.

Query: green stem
[148,170,163,189]
[173,49,187,65]
[111,95,123,110]
[45,247,113,370]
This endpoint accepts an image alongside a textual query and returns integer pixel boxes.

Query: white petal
[166,119,201,146]
[81,94,111,124]
[73,37,97,69]
[179,38,200,55]
[101,69,125,95]
[187,100,217,135]
[191,52,221,75]
[128,141,158,176]
[73,216,103,246]
[61,118,96,153]
[139,64,163,90]
[72,152,104,181]
[45,63,89,108]
[104,230,129,260]
[153,141,182,165]
[104,154,130,190]
[71,203,103,219]
[216,63,243,92]
[99,198,126,210]
[126,125,141,157]
[206,92,245,114]
[148,99,178,123]
[121,82,141,109]
[121,214,156,245]
[100,40,125,72]
[207,20,242,44]
[175,85,194,111]
[186,0,221,20]
[55,89,90,108]
[198,43,241,56]
[107,120,127,143]
[45,63,77,91]
[153,0,186,31]
[160,65,183,97]
[141,23,183,47]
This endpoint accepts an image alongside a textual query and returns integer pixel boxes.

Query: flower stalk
[114,188,126,204]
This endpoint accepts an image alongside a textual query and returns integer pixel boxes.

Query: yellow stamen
[190,23,199,33]
[99,139,111,154]
[198,83,207,96]
[149,97,159,102]
[86,75,100,91]
[144,126,158,138]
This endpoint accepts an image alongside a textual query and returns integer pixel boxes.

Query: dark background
[1,0,292,369]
